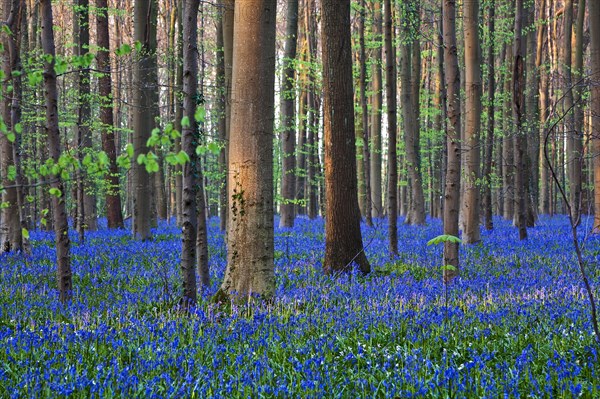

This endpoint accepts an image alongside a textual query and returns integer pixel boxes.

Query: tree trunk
[195,4,209,290]
[219,0,277,300]
[279,0,299,228]
[370,0,383,219]
[221,0,234,233]
[462,0,481,242]
[216,1,227,231]
[322,0,370,274]
[384,0,398,255]
[132,0,157,240]
[174,4,183,227]
[306,0,319,220]
[180,0,200,306]
[74,0,96,236]
[513,0,528,240]
[399,2,425,226]
[41,0,72,302]
[96,0,124,229]
[0,0,23,253]
[591,0,600,230]
[442,0,461,281]
[537,0,549,214]
[562,0,580,224]
[572,0,585,224]
[483,0,495,231]
[503,44,514,220]
[358,0,372,227]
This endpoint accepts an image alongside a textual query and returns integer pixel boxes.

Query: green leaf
[117,154,130,168]
[6,132,15,143]
[176,150,190,164]
[126,143,134,158]
[137,154,146,165]
[28,70,43,86]
[134,41,142,52]
[21,228,29,240]
[441,264,457,271]
[14,123,22,134]
[427,234,461,246]
[181,116,190,128]
[115,43,131,56]
[194,106,206,122]
[207,141,221,155]
[7,165,16,181]
[48,187,62,197]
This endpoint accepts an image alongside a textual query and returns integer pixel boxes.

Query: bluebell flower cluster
[1,215,599,397]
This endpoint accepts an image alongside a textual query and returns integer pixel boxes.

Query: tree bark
[279,0,299,228]
[591,0,600,230]
[571,0,585,224]
[219,0,277,299]
[399,2,425,226]
[370,0,383,219]
[483,0,495,231]
[384,0,398,255]
[74,0,97,236]
[513,0,528,240]
[462,0,481,242]
[180,0,200,306]
[41,0,72,302]
[132,0,157,240]
[537,0,549,215]
[0,0,23,253]
[96,0,124,229]
[442,0,461,280]
[358,0,372,227]
[216,1,227,231]
[322,0,370,274]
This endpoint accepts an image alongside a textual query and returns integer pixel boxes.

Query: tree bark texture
[220,0,277,299]
[322,0,370,274]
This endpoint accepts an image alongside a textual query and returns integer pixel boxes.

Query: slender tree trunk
[591,0,600,230]
[399,1,425,226]
[384,0,398,255]
[221,0,234,233]
[0,0,23,253]
[174,4,183,227]
[562,0,579,224]
[358,0,372,227]
[537,0,550,214]
[219,0,277,300]
[462,0,481,242]
[443,0,461,280]
[132,0,157,240]
[503,44,514,220]
[217,1,227,232]
[41,0,72,302]
[321,0,370,274]
[435,8,446,220]
[96,0,124,229]
[483,0,495,231]
[306,0,319,220]
[571,0,585,224]
[296,87,307,216]
[370,0,383,219]
[195,4,209,289]
[279,0,299,228]
[513,0,528,240]
[74,0,96,236]
[180,0,200,306]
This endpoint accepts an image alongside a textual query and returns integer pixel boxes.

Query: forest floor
[1,215,599,398]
